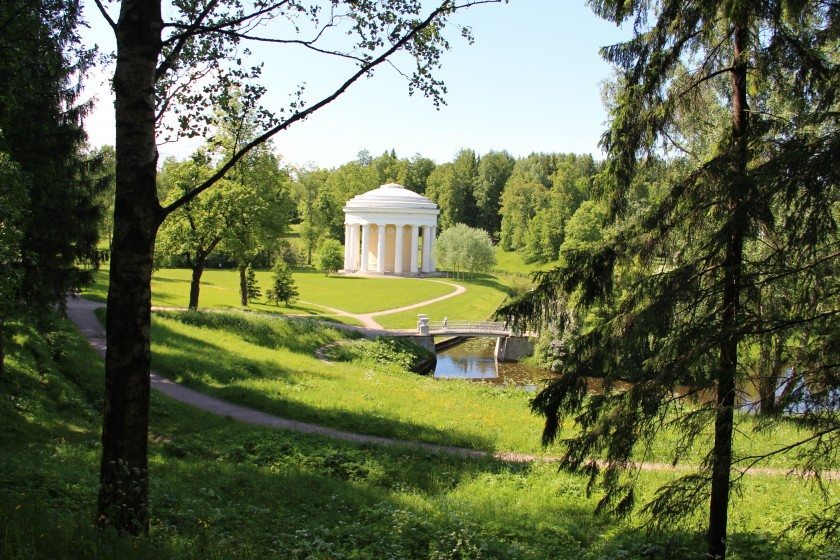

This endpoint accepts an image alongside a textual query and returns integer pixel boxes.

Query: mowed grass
[146,310,820,469]
[1,314,834,559]
[493,247,561,276]
[82,266,457,316]
[375,275,512,329]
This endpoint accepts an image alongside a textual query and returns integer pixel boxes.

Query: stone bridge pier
[416,314,535,363]
[494,336,534,362]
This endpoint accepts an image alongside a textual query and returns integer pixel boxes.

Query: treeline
[293,148,601,265]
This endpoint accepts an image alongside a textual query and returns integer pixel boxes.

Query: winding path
[300,278,466,329]
[65,297,836,479]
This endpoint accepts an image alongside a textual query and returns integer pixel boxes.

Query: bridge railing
[418,316,511,335]
[429,320,509,333]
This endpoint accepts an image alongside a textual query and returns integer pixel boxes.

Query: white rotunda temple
[342,182,439,275]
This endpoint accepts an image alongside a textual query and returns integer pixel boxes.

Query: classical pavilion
[342,182,439,275]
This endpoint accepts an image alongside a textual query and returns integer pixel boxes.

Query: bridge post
[417,314,429,335]
[495,336,534,362]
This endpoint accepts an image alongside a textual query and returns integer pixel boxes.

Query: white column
[350,224,360,271]
[343,224,351,271]
[429,226,436,272]
[409,225,419,274]
[394,225,404,275]
[360,224,370,272]
[421,225,432,273]
[376,223,387,274]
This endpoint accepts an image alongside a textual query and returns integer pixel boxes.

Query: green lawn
[1,314,834,559]
[375,275,512,329]
[493,247,560,276]
[82,267,456,316]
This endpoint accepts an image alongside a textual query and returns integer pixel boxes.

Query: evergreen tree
[244,265,261,303]
[267,260,298,306]
[0,0,103,374]
[502,2,838,559]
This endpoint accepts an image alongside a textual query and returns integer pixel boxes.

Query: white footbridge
[414,314,534,362]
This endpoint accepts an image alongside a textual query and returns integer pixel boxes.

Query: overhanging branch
[163,0,501,217]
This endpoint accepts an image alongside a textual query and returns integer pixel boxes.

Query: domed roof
[344,183,438,211]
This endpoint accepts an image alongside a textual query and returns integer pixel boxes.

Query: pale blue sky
[81,1,629,168]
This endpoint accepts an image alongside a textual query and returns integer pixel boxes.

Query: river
[433,337,550,389]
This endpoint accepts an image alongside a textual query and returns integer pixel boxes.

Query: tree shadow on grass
[2,334,825,560]
[152,276,192,284]
[148,320,499,453]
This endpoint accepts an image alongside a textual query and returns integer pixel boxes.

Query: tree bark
[239,263,248,306]
[187,240,220,310]
[188,259,204,311]
[98,0,163,535]
[707,15,750,560]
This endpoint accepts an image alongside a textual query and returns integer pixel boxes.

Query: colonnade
[343,223,436,275]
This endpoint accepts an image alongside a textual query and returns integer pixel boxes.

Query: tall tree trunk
[189,259,205,310]
[99,0,163,535]
[188,239,221,310]
[239,263,248,306]
[707,16,750,560]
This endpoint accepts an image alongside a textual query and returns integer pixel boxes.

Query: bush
[334,336,433,371]
[317,238,344,275]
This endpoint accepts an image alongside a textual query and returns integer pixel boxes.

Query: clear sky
[80,1,629,168]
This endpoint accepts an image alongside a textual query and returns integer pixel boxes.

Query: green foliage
[502,1,839,555]
[0,0,103,317]
[558,200,608,254]
[499,176,548,251]
[245,265,261,302]
[267,260,298,306]
[475,150,516,235]
[434,224,496,279]
[0,152,27,317]
[333,336,434,372]
[425,149,480,230]
[317,238,344,275]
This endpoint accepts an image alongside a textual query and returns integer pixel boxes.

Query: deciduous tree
[435,223,495,279]
[317,238,344,275]
[92,0,502,532]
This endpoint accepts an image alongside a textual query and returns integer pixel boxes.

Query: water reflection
[434,337,551,388]
[432,338,810,413]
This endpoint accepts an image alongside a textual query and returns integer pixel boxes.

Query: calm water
[432,337,801,411]
[433,337,551,388]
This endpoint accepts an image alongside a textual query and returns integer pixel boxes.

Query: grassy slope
[1,315,833,559]
[493,247,560,276]
[146,310,818,469]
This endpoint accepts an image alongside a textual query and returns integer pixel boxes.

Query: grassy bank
[1,314,834,559]
[142,309,821,469]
